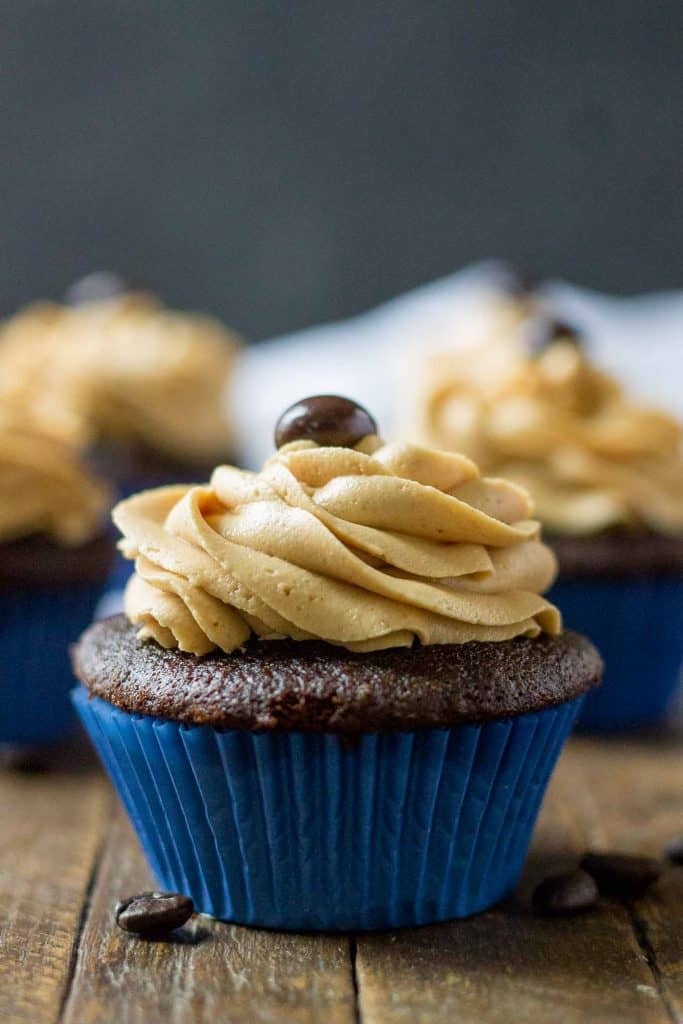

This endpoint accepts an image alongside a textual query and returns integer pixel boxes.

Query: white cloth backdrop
[230,261,683,470]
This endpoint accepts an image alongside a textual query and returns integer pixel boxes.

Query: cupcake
[0,407,113,747]
[72,396,600,930]
[0,273,241,495]
[413,321,683,731]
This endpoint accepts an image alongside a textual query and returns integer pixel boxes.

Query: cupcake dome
[72,396,601,930]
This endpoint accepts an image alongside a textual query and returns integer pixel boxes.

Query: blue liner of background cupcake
[73,688,583,930]
[550,577,683,733]
[1,585,105,746]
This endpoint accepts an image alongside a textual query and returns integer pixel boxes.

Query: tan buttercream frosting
[0,405,111,546]
[0,303,90,447]
[416,335,683,536]
[0,293,239,461]
[113,435,561,656]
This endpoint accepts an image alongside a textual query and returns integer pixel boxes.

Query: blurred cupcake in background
[0,271,241,496]
[72,395,601,930]
[63,272,241,494]
[0,403,113,748]
[412,319,683,731]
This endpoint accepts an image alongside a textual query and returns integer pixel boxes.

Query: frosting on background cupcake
[114,434,560,655]
[0,292,240,463]
[0,404,111,546]
[415,329,683,536]
[0,303,89,448]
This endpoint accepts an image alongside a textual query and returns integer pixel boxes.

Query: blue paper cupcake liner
[0,585,105,746]
[73,688,583,930]
[550,577,683,733]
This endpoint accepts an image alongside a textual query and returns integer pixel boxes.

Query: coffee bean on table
[664,836,683,866]
[115,892,194,936]
[580,852,662,899]
[274,395,378,450]
[532,870,599,915]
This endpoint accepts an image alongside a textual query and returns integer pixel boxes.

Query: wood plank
[565,732,682,855]
[0,742,112,1024]
[61,809,357,1024]
[2,727,679,1023]
[355,737,678,1024]
[565,732,683,1023]
[632,871,683,1024]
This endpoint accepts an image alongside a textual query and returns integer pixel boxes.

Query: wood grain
[1,728,680,1024]
[567,732,683,1023]
[354,735,682,1024]
[61,810,356,1024]
[0,745,112,1024]
[355,903,663,1024]
[633,871,683,1024]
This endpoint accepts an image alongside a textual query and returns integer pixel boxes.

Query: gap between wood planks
[349,936,361,1024]
[570,752,681,1024]
[570,766,680,1024]
[569,736,682,1024]
[57,830,108,1023]
[629,904,679,1024]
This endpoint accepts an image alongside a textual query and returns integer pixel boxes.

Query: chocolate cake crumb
[72,615,602,735]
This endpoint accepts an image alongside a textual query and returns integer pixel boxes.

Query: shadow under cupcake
[71,396,601,930]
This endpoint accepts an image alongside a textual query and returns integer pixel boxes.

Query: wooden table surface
[1,726,681,1024]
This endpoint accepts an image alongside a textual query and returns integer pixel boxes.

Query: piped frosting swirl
[114,436,560,655]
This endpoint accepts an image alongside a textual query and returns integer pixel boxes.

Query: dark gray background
[2,1,681,339]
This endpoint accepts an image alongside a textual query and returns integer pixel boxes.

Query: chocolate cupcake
[412,322,683,731]
[0,409,113,746]
[72,396,601,930]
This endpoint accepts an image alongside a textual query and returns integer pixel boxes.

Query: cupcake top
[74,615,599,731]
[416,325,683,536]
[114,395,561,656]
[0,404,111,546]
[0,287,240,463]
